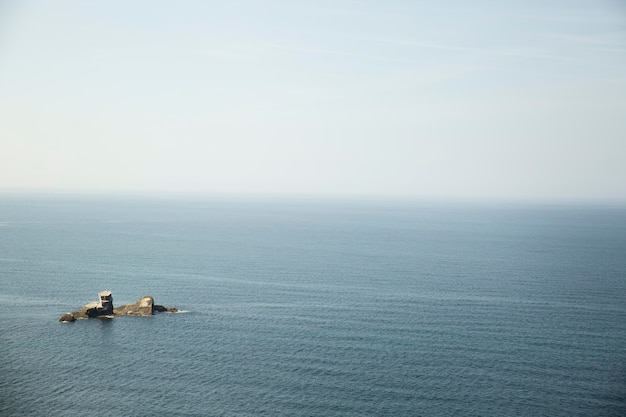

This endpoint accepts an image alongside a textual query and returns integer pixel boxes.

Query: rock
[154,304,179,313]
[59,313,75,322]
[59,292,180,322]
[82,302,101,318]
[113,295,154,316]
[72,309,90,320]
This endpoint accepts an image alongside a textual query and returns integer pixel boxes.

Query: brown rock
[59,313,75,322]
[113,295,154,316]
[153,304,178,313]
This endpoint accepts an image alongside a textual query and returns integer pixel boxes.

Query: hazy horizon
[3,188,626,208]
[1,1,625,201]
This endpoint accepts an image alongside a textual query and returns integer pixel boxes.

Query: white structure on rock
[98,290,113,314]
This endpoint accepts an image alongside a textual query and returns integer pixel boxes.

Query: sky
[1,0,625,201]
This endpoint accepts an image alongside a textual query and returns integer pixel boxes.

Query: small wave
[173,310,191,314]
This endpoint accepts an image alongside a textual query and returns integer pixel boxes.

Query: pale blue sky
[1,0,625,200]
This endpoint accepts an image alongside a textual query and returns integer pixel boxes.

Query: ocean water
[1,196,625,416]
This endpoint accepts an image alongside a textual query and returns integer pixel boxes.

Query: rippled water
[1,196,625,416]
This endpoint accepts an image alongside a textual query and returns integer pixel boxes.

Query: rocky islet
[59,291,179,322]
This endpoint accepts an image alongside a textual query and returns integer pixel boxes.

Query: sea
[1,195,625,416]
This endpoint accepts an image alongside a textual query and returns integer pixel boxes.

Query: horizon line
[1,188,625,207]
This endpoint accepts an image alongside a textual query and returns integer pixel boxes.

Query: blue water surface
[1,196,625,416]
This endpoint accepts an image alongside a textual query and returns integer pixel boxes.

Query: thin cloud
[260,42,416,64]
[362,36,574,62]
[396,5,626,25]
[543,32,626,51]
